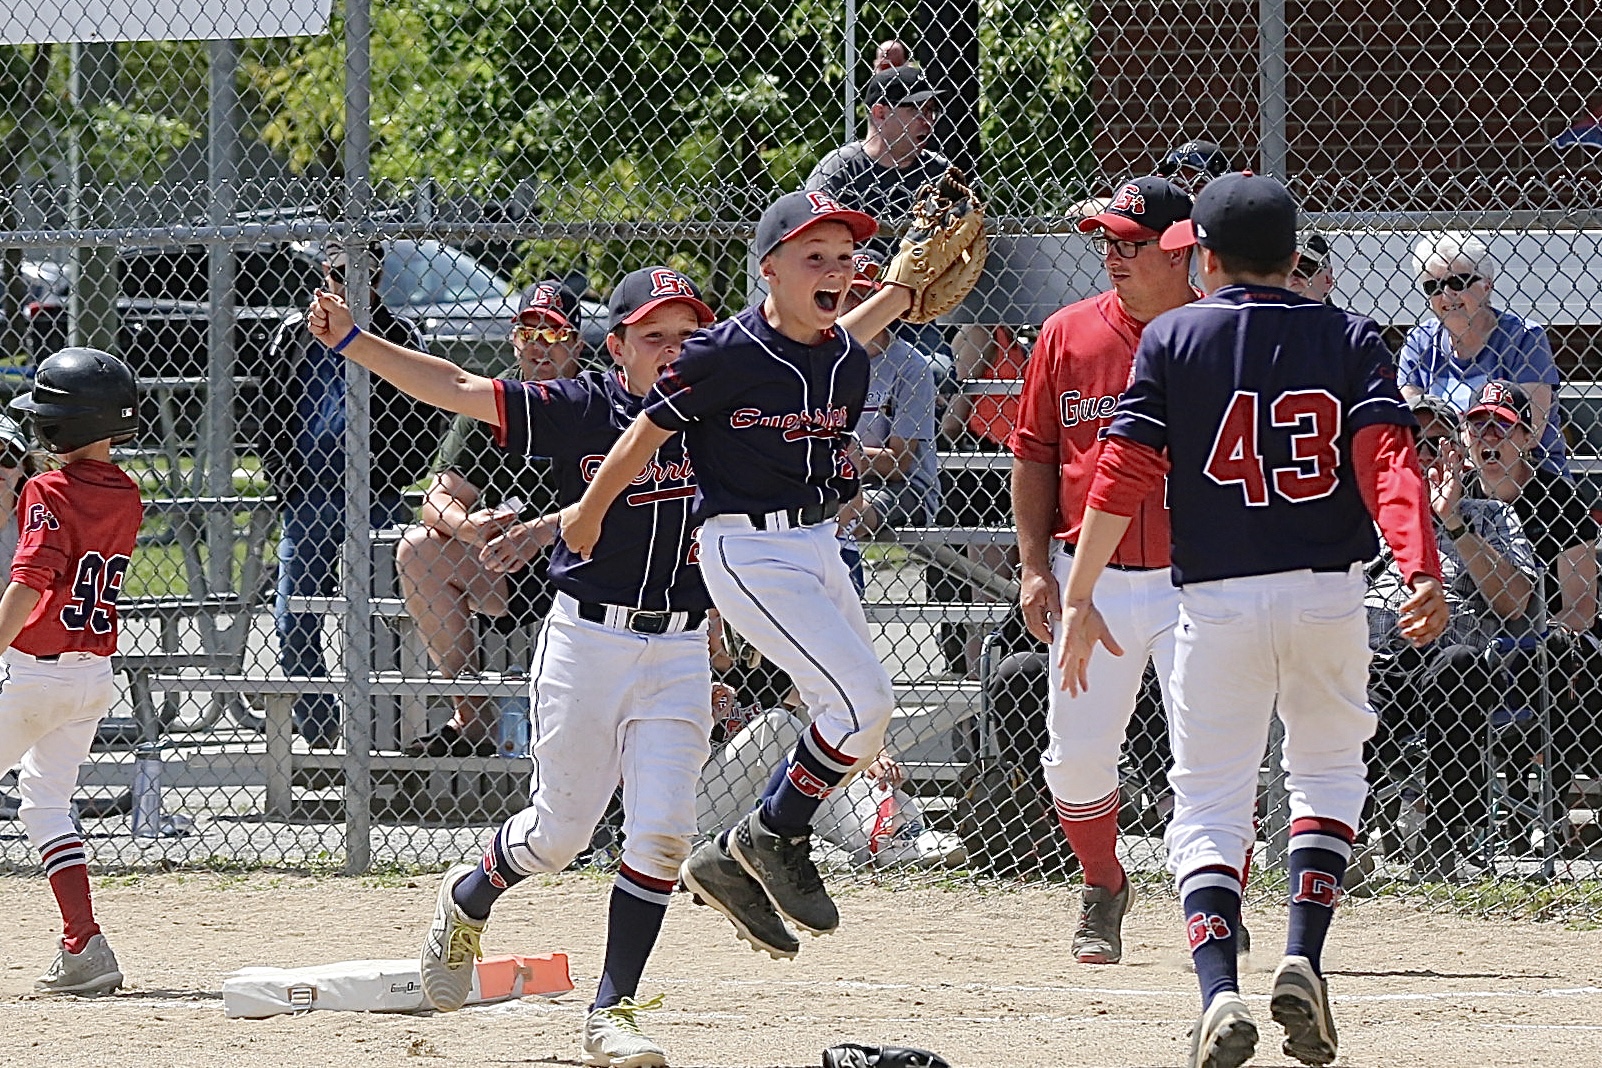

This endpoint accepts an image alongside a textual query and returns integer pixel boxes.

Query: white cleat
[1270,955,1339,1066]
[583,994,669,1067]
[419,862,486,1012]
[34,934,123,996]
[1187,991,1258,1068]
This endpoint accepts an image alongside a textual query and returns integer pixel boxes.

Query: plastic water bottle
[497,669,531,759]
[131,743,163,837]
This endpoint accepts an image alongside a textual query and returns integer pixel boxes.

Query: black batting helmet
[10,348,139,454]
[1156,140,1233,181]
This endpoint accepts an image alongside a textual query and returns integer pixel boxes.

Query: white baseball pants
[1043,547,1179,806]
[0,649,116,849]
[698,516,894,764]
[498,595,712,884]
[1164,566,1376,883]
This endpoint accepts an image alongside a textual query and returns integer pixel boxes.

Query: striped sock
[760,725,855,836]
[453,828,527,921]
[1055,789,1125,892]
[42,835,100,954]
[1286,817,1352,974]
[593,865,672,1010]
[1180,865,1242,1009]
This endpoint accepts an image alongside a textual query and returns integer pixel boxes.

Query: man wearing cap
[260,241,442,747]
[1058,171,1446,1068]
[306,265,731,1067]
[1008,175,1197,965]
[1365,388,1536,881]
[1288,233,1336,304]
[392,280,585,756]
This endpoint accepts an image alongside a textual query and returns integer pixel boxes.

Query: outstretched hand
[306,289,356,350]
[1056,597,1123,695]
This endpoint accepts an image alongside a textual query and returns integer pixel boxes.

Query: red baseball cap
[1079,177,1193,242]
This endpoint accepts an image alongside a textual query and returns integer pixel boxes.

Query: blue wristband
[331,324,362,353]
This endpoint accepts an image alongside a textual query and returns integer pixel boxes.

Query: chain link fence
[2,1,1601,919]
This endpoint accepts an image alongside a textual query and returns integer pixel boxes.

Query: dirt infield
[2,871,1599,1067]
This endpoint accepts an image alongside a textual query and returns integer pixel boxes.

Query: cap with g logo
[1077,177,1193,242]
[753,189,879,263]
[1465,379,1533,429]
[607,267,716,332]
[516,280,582,330]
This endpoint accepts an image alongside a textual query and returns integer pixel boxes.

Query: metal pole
[1258,0,1289,179]
[844,0,858,144]
[206,41,240,592]
[342,0,375,875]
[68,43,119,354]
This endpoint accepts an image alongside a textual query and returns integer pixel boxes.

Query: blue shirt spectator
[1399,232,1567,475]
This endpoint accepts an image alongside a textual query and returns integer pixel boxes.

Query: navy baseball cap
[863,65,942,107]
[1465,379,1533,429]
[607,267,715,332]
[1408,392,1461,431]
[753,190,878,262]
[1156,140,1233,180]
[516,279,581,331]
[1160,171,1298,262]
[1078,177,1193,241]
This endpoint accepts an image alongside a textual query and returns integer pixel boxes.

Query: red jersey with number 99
[10,460,144,657]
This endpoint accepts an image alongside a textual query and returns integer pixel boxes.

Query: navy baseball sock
[760,725,856,836]
[593,866,673,1009]
[453,829,527,921]
[1179,865,1243,1008]
[1285,817,1353,974]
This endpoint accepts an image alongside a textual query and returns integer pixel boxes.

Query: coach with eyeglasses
[1399,232,1567,476]
[259,241,444,748]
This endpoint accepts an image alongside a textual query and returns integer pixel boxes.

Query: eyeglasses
[1420,273,1482,297]
[1465,418,1515,443]
[511,323,575,345]
[1090,235,1157,259]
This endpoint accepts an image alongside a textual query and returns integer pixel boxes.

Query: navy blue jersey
[1108,285,1414,586]
[495,369,710,612]
[643,305,868,517]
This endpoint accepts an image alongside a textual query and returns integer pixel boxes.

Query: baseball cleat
[1270,955,1339,1066]
[420,862,487,1012]
[583,993,669,1067]
[1073,878,1133,964]
[34,933,123,996]
[728,810,839,935]
[680,837,800,960]
[1187,991,1258,1068]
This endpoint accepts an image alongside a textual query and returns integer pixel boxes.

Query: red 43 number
[1204,390,1342,507]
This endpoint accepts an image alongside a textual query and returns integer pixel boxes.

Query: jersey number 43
[61,551,131,634]
[1204,389,1341,507]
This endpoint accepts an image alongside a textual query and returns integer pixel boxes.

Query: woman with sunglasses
[1399,232,1566,476]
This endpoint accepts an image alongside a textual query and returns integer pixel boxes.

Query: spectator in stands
[1365,393,1538,880]
[1288,233,1336,304]
[1400,232,1567,476]
[873,39,910,72]
[1460,379,1601,852]
[260,242,443,748]
[838,251,941,541]
[394,282,583,757]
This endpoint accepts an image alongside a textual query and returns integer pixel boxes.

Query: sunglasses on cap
[1090,235,1158,259]
[511,323,575,345]
[1420,273,1481,297]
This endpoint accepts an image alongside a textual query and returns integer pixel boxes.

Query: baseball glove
[882,167,988,324]
[822,1043,952,1068]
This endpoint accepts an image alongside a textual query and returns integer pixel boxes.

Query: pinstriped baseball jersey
[1009,289,1174,569]
[643,305,869,517]
[1110,285,1414,585]
[493,369,709,613]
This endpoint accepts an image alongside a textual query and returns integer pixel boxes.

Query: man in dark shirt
[259,241,442,747]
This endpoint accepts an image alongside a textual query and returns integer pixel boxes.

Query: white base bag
[222,952,571,1018]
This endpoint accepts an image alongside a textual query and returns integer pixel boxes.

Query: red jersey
[1007,289,1174,569]
[10,460,144,658]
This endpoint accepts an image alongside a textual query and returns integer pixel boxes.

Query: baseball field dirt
[1,871,1597,1067]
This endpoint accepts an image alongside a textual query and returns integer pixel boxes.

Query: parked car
[21,239,585,378]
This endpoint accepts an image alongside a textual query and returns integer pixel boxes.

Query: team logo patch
[1109,183,1146,216]
[648,268,697,298]
[1292,871,1342,908]
[483,853,509,889]
[786,764,837,800]
[730,405,851,442]
[527,282,562,310]
[1186,911,1232,950]
[852,252,881,281]
[805,191,846,216]
[25,503,59,532]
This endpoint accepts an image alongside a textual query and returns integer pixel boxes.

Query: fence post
[68,43,118,355]
[342,0,376,875]
[206,40,240,592]
[1257,0,1289,179]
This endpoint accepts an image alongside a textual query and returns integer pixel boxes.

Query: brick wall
[1090,0,1602,210]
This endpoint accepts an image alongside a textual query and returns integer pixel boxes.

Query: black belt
[36,654,59,662]
[1061,543,1164,573]
[576,601,707,635]
[745,500,841,531]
